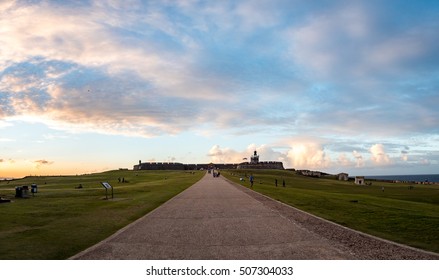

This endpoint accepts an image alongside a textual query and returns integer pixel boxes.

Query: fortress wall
[133,161,283,171]
[134,162,185,170]
[237,161,284,170]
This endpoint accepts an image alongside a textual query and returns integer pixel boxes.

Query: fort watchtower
[250,150,259,164]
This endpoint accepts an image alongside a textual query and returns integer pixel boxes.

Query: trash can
[31,184,38,193]
[15,187,23,198]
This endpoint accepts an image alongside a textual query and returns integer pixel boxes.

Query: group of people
[118,177,126,183]
[248,175,286,188]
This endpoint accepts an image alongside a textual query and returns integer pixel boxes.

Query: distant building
[237,150,284,170]
[133,150,284,171]
[337,173,349,181]
[355,176,365,185]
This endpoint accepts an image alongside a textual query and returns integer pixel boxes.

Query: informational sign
[101,182,113,199]
[101,182,112,189]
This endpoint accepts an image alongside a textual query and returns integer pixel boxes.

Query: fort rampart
[133,161,284,171]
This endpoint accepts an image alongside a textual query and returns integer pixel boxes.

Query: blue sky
[1,0,439,178]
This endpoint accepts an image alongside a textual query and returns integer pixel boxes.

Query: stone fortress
[133,150,284,171]
[236,150,284,170]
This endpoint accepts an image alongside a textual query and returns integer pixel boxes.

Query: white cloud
[0,1,245,138]
[286,2,438,82]
[286,4,372,79]
[207,145,244,163]
[370,144,391,165]
[1,2,198,95]
[285,140,331,170]
[352,150,364,168]
[337,153,353,167]
[207,139,428,173]
[234,0,281,32]
[208,139,335,171]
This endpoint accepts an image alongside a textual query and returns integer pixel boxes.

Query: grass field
[0,170,204,259]
[222,169,439,254]
[1,169,438,259]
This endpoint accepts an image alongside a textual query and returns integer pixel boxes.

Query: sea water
[366,174,439,183]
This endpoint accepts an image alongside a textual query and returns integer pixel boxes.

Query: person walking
[275,179,278,187]
[282,179,286,188]
[249,174,254,188]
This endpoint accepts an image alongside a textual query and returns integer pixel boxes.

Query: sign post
[100,182,113,199]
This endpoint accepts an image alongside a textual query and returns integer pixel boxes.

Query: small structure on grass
[355,176,365,185]
[337,173,349,181]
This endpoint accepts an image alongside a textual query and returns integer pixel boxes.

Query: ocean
[366,174,439,183]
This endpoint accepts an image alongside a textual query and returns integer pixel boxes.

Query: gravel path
[71,173,438,260]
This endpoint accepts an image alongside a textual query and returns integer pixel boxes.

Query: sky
[1,0,439,178]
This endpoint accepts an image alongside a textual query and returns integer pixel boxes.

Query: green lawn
[223,169,439,254]
[0,170,204,259]
[2,169,438,259]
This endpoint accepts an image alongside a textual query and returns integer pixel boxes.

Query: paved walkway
[72,173,352,259]
[71,172,437,260]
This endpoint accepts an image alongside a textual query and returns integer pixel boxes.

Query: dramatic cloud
[1,0,438,176]
[0,1,226,137]
[2,0,437,138]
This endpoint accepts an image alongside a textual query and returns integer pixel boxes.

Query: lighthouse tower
[250,150,259,164]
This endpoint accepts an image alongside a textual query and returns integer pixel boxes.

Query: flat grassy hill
[0,170,204,259]
[223,169,439,254]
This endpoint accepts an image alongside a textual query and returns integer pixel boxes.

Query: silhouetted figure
[282,179,286,187]
[275,179,278,187]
